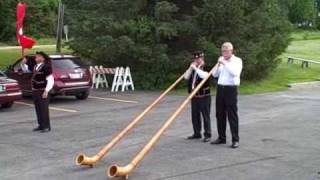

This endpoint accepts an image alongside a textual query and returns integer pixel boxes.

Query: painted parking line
[89,96,138,104]
[15,101,78,113]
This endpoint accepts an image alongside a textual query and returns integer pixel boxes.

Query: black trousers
[191,95,211,138]
[216,85,239,142]
[32,90,50,129]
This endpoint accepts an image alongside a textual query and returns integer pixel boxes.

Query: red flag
[16,2,36,55]
[19,35,36,49]
[16,2,25,41]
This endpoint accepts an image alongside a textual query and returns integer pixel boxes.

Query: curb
[288,80,320,89]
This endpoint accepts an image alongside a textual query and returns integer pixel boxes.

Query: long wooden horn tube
[75,73,186,167]
[108,66,218,178]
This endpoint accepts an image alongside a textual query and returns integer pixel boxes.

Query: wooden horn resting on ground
[75,73,186,167]
[107,66,218,179]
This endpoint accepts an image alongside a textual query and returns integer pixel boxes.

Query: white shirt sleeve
[224,58,243,77]
[213,66,221,78]
[21,63,30,73]
[45,75,54,92]
[211,63,222,78]
[194,68,209,79]
[184,68,193,80]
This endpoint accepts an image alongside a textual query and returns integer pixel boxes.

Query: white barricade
[122,67,135,92]
[112,67,124,92]
[90,65,134,92]
[90,66,115,89]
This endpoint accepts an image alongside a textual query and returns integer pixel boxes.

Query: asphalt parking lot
[1,86,320,180]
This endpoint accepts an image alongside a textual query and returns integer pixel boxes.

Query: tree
[0,0,58,43]
[196,0,292,79]
[316,0,320,29]
[0,0,17,42]
[64,0,291,89]
[279,0,316,26]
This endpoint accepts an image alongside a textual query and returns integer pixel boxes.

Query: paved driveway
[0,87,319,180]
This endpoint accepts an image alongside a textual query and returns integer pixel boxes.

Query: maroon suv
[0,70,22,108]
[6,55,92,100]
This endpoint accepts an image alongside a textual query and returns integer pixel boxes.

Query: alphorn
[75,73,186,167]
[108,65,218,179]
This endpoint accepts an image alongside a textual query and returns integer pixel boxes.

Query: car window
[51,59,81,69]
[0,70,5,77]
[13,60,22,72]
[13,56,35,73]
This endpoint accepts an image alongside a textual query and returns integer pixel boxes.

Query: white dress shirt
[184,66,210,79]
[20,63,31,73]
[184,66,209,89]
[214,55,242,86]
[35,63,54,92]
[184,67,198,90]
[184,67,193,80]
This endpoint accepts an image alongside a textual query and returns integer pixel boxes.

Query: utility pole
[56,1,64,53]
[316,0,320,18]
[64,25,69,42]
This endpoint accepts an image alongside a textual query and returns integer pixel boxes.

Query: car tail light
[53,73,67,80]
[5,82,20,91]
[59,75,68,79]
[53,73,59,80]
[83,69,90,79]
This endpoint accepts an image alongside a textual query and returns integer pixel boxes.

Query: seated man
[15,56,34,73]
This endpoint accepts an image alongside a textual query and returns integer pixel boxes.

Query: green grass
[0,46,71,70]
[284,40,320,60]
[290,30,320,41]
[35,38,57,45]
[0,38,57,47]
[239,61,320,94]
[239,31,320,94]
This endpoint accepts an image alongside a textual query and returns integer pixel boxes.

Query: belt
[32,88,45,91]
[192,87,210,97]
[218,85,237,88]
[194,94,210,98]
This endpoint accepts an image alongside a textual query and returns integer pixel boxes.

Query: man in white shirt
[193,42,242,148]
[212,42,242,148]
[20,57,31,73]
[31,51,54,133]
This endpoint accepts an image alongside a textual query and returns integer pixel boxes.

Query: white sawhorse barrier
[111,67,135,92]
[90,66,134,92]
[90,66,112,89]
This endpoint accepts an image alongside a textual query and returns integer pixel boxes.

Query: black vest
[31,64,52,90]
[187,66,211,97]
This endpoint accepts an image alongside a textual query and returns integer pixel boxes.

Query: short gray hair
[221,42,234,50]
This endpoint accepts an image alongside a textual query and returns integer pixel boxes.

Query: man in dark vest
[31,51,54,133]
[184,51,212,142]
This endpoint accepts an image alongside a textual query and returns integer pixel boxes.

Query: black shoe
[32,127,42,131]
[40,127,51,133]
[231,142,239,149]
[211,138,226,145]
[203,137,211,143]
[187,135,201,140]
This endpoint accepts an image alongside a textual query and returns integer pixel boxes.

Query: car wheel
[1,102,13,108]
[75,91,89,100]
